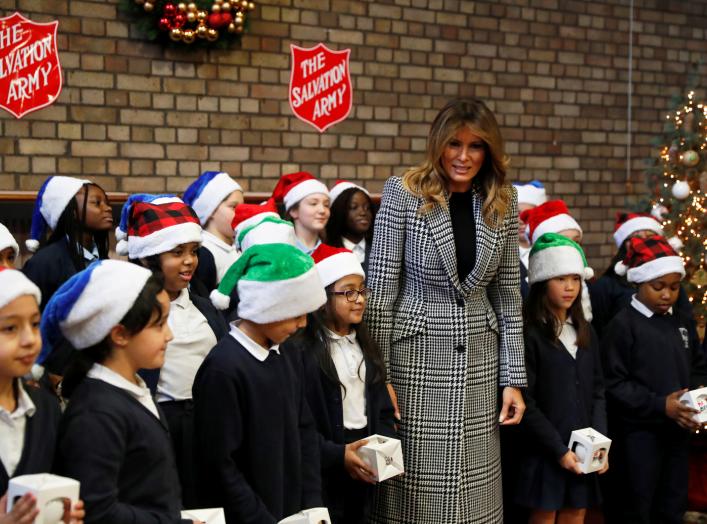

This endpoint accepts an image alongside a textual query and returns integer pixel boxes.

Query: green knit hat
[528,232,594,284]
[210,243,326,322]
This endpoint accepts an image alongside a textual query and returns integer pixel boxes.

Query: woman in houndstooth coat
[366,99,527,523]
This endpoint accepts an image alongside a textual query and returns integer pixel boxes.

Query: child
[194,243,327,522]
[272,172,330,255]
[44,260,197,524]
[287,244,394,524]
[602,235,707,524]
[0,268,84,522]
[324,181,375,273]
[513,180,547,298]
[514,233,605,523]
[117,194,227,507]
[23,176,113,309]
[183,171,244,291]
[231,198,297,254]
[0,224,19,269]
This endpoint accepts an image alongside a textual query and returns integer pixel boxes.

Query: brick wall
[1,0,706,269]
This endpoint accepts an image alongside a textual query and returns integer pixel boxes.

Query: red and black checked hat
[612,212,663,248]
[614,235,685,283]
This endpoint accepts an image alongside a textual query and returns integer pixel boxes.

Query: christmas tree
[642,88,707,322]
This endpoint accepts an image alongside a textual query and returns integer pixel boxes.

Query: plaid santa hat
[528,233,594,285]
[614,235,685,283]
[272,172,329,211]
[0,223,19,257]
[210,243,326,318]
[612,212,664,248]
[232,198,296,252]
[329,180,370,205]
[520,200,582,244]
[311,244,365,287]
[182,171,243,226]
[26,176,92,252]
[513,180,547,207]
[0,267,41,310]
[38,260,154,363]
[116,194,202,259]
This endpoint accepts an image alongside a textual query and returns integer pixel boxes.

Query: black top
[449,190,476,282]
[602,304,707,429]
[22,238,82,310]
[0,382,61,493]
[54,378,189,524]
[192,334,322,524]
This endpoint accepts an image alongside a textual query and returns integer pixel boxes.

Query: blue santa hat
[114,193,182,255]
[38,259,153,364]
[182,171,243,226]
[26,176,91,252]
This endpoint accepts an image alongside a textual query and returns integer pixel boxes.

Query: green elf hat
[528,232,594,285]
[210,243,326,322]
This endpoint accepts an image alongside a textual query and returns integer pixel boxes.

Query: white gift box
[356,434,404,482]
[568,427,611,474]
[181,508,226,523]
[680,387,707,424]
[278,507,331,524]
[6,473,80,524]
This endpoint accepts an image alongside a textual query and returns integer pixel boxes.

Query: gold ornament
[177,2,187,12]
[187,11,196,22]
[222,2,231,10]
[248,2,255,10]
[211,3,221,12]
[182,29,195,43]
[207,28,219,41]
[187,2,197,11]
[197,24,208,38]
[227,22,236,33]
[197,10,207,21]
[692,269,707,287]
[241,0,248,8]
[170,28,183,41]
[143,1,154,11]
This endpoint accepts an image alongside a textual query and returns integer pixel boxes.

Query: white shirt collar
[172,287,190,309]
[0,380,36,421]
[630,294,672,318]
[87,363,153,399]
[229,322,280,362]
[323,326,358,345]
[202,230,236,253]
[342,237,365,251]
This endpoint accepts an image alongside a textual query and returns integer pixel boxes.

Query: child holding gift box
[514,233,607,523]
[194,243,327,523]
[602,235,707,524]
[285,244,395,524]
[45,260,199,524]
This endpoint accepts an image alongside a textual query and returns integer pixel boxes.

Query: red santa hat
[272,172,329,211]
[614,235,685,283]
[231,198,296,252]
[612,212,664,248]
[311,243,364,287]
[520,200,582,244]
[329,180,370,205]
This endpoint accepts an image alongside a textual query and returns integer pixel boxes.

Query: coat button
[456,298,464,307]
[455,345,465,353]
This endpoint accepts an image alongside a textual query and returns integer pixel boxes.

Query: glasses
[328,287,372,302]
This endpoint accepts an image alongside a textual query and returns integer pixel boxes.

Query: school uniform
[514,323,606,510]
[342,237,371,275]
[22,238,83,310]
[602,298,707,524]
[192,323,322,524]
[0,380,61,494]
[288,331,395,524]
[192,246,218,298]
[201,230,240,284]
[54,368,189,524]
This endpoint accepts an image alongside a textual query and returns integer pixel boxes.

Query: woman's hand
[499,386,525,425]
[559,450,584,475]
[386,383,401,421]
[344,440,377,484]
[0,493,39,524]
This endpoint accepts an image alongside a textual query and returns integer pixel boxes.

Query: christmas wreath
[121,0,255,47]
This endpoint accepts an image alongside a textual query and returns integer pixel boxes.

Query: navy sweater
[23,239,83,310]
[54,378,189,524]
[192,334,322,524]
[602,304,707,428]
[0,382,61,494]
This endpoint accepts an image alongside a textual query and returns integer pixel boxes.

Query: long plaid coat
[365,176,527,523]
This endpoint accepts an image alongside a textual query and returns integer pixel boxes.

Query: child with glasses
[285,244,395,524]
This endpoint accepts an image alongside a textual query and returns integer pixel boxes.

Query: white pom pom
[25,239,40,252]
[667,236,684,252]
[115,226,126,241]
[31,364,45,381]
[210,289,231,310]
[584,267,595,280]
[614,261,628,276]
[115,239,129,257]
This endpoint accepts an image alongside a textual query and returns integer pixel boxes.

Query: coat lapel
[462,191,498,291]
[425,196,463,294]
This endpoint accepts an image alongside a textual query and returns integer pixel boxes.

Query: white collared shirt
[519,245,531,270]
[228,322,280,362]
[558,319,578,359]
[87,364,160,419]
[325,327,368,430]
[0,380,36,476]
[631,294,673,318]
[342,237,367,265]
[157,289,217,402]
[201,230,240,284]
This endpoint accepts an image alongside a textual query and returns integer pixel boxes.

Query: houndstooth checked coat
[365,176,527,523]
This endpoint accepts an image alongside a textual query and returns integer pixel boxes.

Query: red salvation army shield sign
[289,43,352,133]
[0,12,62,119]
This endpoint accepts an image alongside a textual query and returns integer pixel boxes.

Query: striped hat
[614,235,685,283]
[528,233,594,285]
[183,171,243,226]
[272,172,329,211]
[231,198,296,252]
[612,212,663,248]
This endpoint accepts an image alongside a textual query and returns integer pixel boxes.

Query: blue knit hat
[38,260,153,364]
[26,176,91,252]
[183,171,243,226]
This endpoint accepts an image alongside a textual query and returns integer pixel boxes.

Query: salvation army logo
[0,12,62,119]
[289,43,352,133]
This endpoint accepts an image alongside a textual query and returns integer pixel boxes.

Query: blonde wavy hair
[402,98,512,228]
